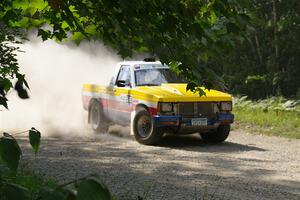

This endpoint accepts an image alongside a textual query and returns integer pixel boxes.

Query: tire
[200,125,230,143]
[133,110,163,145]
[89,100,109,133]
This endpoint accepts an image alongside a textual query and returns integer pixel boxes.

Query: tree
[0,0,249,108]
[217,0,300,99]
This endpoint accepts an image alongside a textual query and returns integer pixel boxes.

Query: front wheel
[89,100,109,133]
[133,110,162,145]
[200,125,230,143]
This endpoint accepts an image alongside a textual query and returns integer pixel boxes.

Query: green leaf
[18,17,30,28]
[61,21,69,29]
[0,96,8,109]
[186,82,197,92]
[14,80,29,99]
[85,24,97,35]
[31,19,44,27]
[38,188,66,200]
[168,61,181,73]
[38,29,51,41]
[0,134,22,172]
[77,177,112,200]
[1,183,30,200]
[70,32,85,45]
[209,10,217,24]
[0,78,13,92]
[2,10,19,24]
[197,88,207,96]
[58,187,77,200]
[29,127,41,156]
[30,0,48,10]
[12,0,29,10]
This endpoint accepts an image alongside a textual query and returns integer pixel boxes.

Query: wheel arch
[135,103,149,112]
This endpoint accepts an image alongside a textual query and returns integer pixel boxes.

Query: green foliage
[234,96,300,139]
[4,168,57,196]
[0,0,249,102]
[217,0,300,99]
[0,23,29,109]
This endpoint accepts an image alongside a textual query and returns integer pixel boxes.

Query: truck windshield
[135,68,186,86]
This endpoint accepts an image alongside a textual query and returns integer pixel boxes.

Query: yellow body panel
[83,83,232,103]
[131,83,232,102]
[82,84,104,93]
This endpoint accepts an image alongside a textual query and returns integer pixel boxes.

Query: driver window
[116,65,131,87]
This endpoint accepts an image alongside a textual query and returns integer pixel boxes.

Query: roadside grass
[233,96,300,139]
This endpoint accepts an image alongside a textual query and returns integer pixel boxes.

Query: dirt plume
[0,38,121,138]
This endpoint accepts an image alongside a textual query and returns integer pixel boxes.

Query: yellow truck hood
[131,83,232,102]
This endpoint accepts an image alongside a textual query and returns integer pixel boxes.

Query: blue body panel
[218,113,235,122]
[153,113,234,128]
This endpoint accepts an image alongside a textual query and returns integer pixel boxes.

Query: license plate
[191,118,207,126]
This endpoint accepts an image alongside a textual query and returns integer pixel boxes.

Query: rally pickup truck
[82,60,234,145]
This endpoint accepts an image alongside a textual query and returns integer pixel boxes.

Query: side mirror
[116,80,126,87]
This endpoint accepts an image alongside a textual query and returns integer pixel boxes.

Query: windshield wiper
[138,83,160,86]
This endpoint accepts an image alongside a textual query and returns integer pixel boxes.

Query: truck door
[107,65,132,125]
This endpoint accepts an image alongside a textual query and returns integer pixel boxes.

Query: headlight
[160,103,173,112]
[220,102,232,111]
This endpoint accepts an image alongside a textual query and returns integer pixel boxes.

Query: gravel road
[20,129,300,200]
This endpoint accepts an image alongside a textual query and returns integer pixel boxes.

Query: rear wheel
[200,125,230,143]
[89,100,109,133]
[133,110,162,145]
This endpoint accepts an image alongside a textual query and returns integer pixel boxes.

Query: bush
[233,96,300,139]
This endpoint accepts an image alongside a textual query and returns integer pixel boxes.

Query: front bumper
[153,113,234,133]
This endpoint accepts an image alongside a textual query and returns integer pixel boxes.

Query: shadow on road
[157,134,267,153]
[103,129,267,153]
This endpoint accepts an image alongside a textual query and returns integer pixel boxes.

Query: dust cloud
[0,37,123,138]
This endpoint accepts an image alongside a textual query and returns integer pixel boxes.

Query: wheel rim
[91,104,100,129]
[137,115,152,138]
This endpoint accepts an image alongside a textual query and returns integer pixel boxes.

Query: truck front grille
[175,102,218,118]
